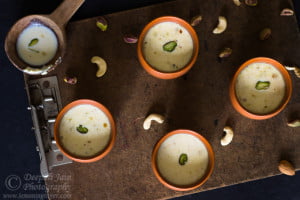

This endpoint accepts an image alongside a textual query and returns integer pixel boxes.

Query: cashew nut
[124,35,138,43]
[143,114,165,130]
[245,0,257,6]
[285,65,300,78]
[287,119,300,127]
[213,16,227,34]
[221,126,234,146]
[233,0,241,6]
[91,56,107,77]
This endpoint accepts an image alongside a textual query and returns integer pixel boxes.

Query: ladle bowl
[5,0,85,75]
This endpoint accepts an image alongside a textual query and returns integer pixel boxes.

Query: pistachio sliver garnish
[179,153,188,165]
[163,41,177,52]
[28,38,39,47]
[76,125,88,134]
[28,48,40,53]
[255,81,270,90]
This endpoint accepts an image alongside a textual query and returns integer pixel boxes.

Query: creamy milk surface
[143,22,194,72]
[16,23,58,66]
[157,133,209,186]
[235,62,285,114]
[59,104,111,158]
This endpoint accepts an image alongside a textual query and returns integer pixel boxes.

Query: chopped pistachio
[245,0,258,6]
[96,17,108,31]
[255,81,270,90]
[76,125,88,134]
[259,28,271,40]
[64,76,77,85]
[163,41,177,52]
[190,15,202,26]
[179,153,188,165]
[28,38,39,47]
[219,47,232,58]
[123,35,138,43]
[233,0,241,6]
[280,8,294,16]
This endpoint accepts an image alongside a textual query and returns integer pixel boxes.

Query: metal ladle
[5,0,85,75]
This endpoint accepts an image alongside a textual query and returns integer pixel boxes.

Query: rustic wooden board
[28,0,300,199]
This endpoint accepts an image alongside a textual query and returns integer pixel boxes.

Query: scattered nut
[91,56,107,77]
[278,160,295,176]
[123,35,138,44]
[287,119,300,127]
[163,41,177,52]
[221,126,234,146]
[259,28,271,40]
[284,65,296,71]
[280,8,294,16]
[219,47,232,58]
[245,0,258,6]
[190,15,202,26]
[285,65,300,78]
[96,17,108,31]
[294,68,300,78]
[233,0,241,6]
[63,76,77,85]
[143,114,165,130]
[255,81,270,90]
[213,16,227,34]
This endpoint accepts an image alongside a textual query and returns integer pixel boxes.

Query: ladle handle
[49,0,85,27]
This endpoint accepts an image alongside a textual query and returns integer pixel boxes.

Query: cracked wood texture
[26,0,300,199]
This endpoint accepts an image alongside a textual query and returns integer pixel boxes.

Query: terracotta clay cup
[5,0,84,75]
[137,16,199,79]
[151,130,214,191]
[229,57,292,120]
[54,99,116,163]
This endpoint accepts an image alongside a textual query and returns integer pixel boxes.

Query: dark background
[0,0,299,199]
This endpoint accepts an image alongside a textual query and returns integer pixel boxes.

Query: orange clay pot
[151,129,214,191]
[229,57,292,120]
[54,99,116,163]
[137,16,199,79]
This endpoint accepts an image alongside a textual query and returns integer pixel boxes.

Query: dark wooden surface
[27,0,300,199]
